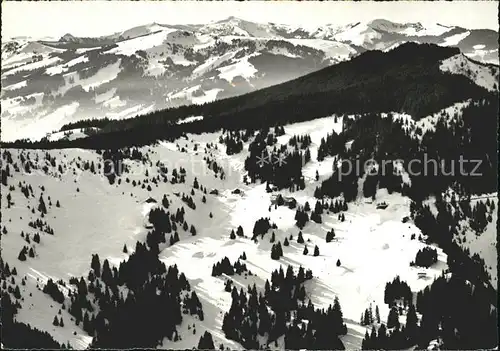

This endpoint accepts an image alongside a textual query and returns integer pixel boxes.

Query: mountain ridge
[1,18,498,142]
[3,42,497,151]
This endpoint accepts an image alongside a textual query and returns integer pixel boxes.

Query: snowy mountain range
[1,17,498,142]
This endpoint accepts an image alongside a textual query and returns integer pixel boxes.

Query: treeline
[59,117,112,132]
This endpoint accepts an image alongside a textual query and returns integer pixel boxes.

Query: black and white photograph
[0,1,498,350]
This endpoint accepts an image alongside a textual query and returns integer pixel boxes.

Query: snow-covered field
[1,115,460,350]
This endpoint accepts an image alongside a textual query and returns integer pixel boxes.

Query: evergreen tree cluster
[294,208,309,229]
[361,302,419,349]
[274,126,286,137]
[181,192,197,210]
[325,228,336,243]
[101,149,127,184]
[415,274,497,349]
[469,199,493,234]
[42,279,65,304]
[17,245,35,261]
[410,191,497,349]
[288,134,312,149]
[211,257,249,276]
[360,304,380,326]
[203,156,225,180]
[197,330,216,350]
[244,129,307,191]
[317,129,344,161]
[252,217,275,239]
[361,321,412,350]
[28,218,54,234]
[146,205,197,250]
[270,241,284,260]
[229,225,245,239]
[222,264,347,349]
[219,130,250,155]
[411,199,492,283]
[384,276,412,307]
[64,243,201,348]
[314,96,497,205]
[411,246,438,268]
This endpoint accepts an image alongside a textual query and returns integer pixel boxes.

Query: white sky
[2,1,498,40]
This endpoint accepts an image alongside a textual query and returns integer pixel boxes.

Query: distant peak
[217,16,243,23]
[367,19,395,26]
[436,23,454,29]
[367,19,424,32]
[59,33,77,42]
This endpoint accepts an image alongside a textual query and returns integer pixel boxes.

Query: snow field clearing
[105,28,177,56]
[1,115,461,349]
[3,56,62,76]
[217,54,259,82]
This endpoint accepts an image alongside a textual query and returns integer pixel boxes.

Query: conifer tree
[237,226,244,237]
[313,245,320,256]
[297,231,304,244]
[91,254,101,277]
[326,229,335,242]
[18,247,27,261]
[198,331,215,350]
[406,304,418,342]
[387,307,400,329]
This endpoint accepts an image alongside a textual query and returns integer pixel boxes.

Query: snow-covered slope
[440,53,499,91]
[1,115,452,349]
